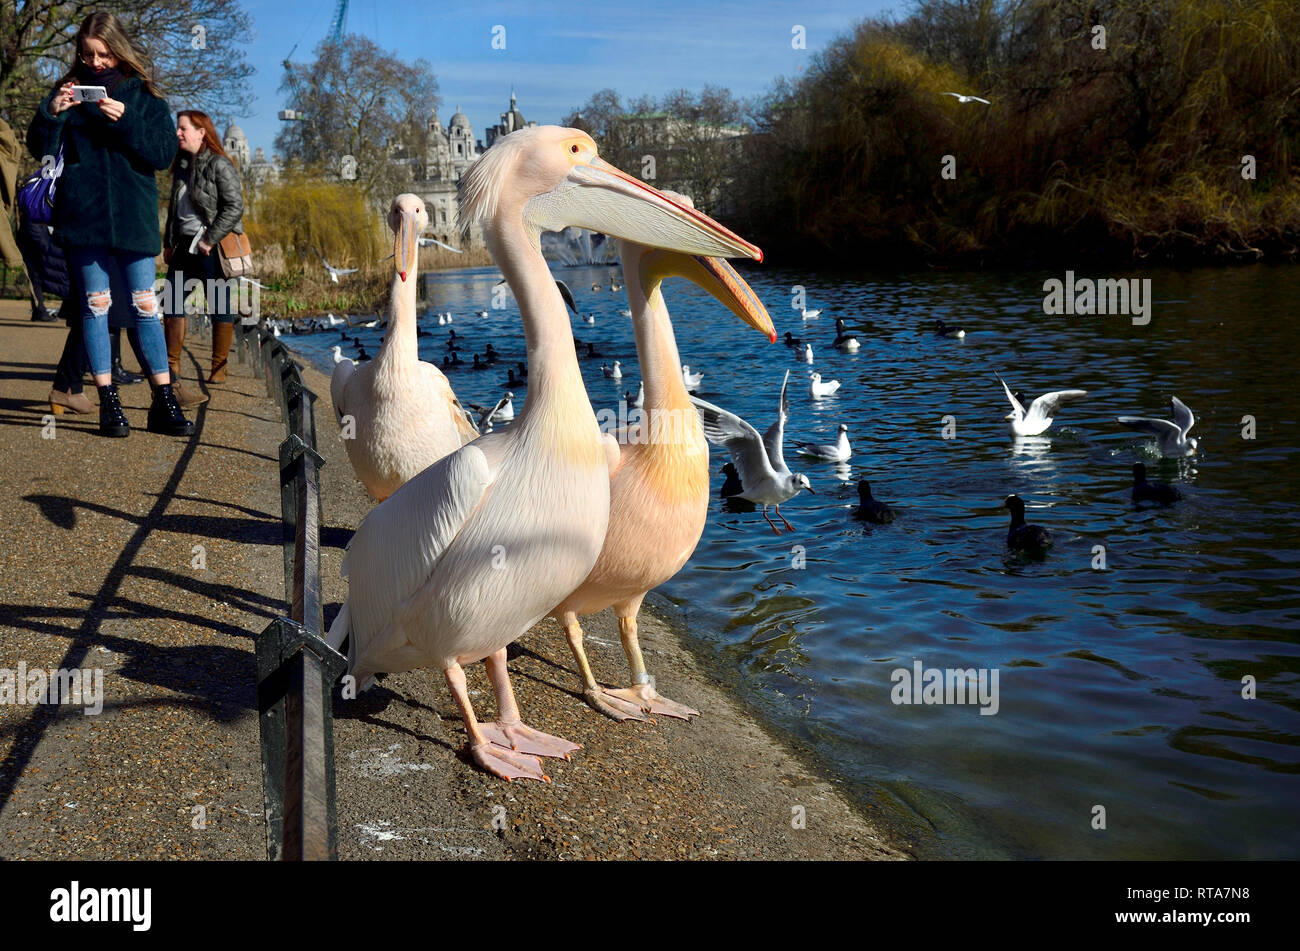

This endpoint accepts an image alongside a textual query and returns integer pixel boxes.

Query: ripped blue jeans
[70,247,168,379]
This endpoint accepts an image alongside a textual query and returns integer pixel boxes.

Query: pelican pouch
[217,230,253,278]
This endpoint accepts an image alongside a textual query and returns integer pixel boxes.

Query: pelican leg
[775,505,795,532]
[761,505,784,534]
[603,615,700,721]
[444,662,549,783]
[562,615,651,723]
[478,648,582,760]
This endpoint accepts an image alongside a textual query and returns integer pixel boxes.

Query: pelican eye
[570,144,579,154]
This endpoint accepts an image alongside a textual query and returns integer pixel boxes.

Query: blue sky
[231,0,900,155]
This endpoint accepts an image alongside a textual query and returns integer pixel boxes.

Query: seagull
[1118,397,1198,457]
[624,380,644,408]
[417,236,463,253]
[997,373,1088,436]
[312,246,359,283]
[1132,462,1182,505]
[797,423,851,461]
[693,370,814,534]
[330,345,345,365]
[799,307,822,320]
[1004,495,1052,555]
[801,343,814,364]
[681,365,703,391]
[935,319,965,339]
[324,313,345,327]
[437,314,447,325]
[583,313,596,324]
[943,92,991,105]
[475,310,488,318]
[809,372,841,398]
[603,361,623,380]
[619,308,632,318]
[854,480,895,523]
[492,392,514,421]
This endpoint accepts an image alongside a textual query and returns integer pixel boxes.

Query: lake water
[285,262,1300,860]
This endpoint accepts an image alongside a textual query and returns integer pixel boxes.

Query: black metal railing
[229,319,345,861]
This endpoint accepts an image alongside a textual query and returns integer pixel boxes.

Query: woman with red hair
[162,109,246,405]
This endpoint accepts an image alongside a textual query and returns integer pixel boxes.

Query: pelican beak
[395,208,418,282]
[642,251,775,342]
[530,157,762,261]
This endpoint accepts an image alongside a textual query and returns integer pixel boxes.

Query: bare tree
[0,0,255,135]
[274,35,438,201]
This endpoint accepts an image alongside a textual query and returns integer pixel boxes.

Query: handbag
[16,146,64,225]
[217,230,253,278]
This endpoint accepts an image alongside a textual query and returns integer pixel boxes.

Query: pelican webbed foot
[584,686,654,723]
[603,684,699,721]
[470,741,551,783]
[480,720,581,760]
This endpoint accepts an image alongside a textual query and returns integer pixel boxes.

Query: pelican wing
[332,445,495,656]
[1170,396,1195,436]
[330,358,356,422]
[1117,415,1182,439]
[761,370,791,474]
[1028,389,1087,421]
[691,395,776,492]
[996,373,1025,419]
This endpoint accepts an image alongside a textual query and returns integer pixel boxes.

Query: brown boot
[165,316,208,406]
[209,322,234,383]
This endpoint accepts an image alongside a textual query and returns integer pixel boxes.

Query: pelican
[1118,397,1198,456]
[312,246,359,283]
[694,370,813,534]
[418,236,463,253]
[329,194,479,501]
[997,373,1088,436]
[681,364,703,391]
[326,126,762,781]
[809,372,841,398]
[554,223,775,722]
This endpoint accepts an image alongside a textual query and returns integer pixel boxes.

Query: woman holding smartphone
[163,110,246,405]
[26,11,191,437]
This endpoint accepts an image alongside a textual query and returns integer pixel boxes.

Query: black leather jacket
[165,146,243,249]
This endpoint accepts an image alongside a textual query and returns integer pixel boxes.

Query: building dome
[449,106,471,129]
[223,123,246,142]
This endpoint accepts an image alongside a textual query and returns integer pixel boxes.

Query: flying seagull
[997,373,1088,436]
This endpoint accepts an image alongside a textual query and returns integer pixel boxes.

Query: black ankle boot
[147,382,194,436]
[96,384,129,437]
[112,357,145,385]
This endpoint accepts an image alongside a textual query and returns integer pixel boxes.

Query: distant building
[222,122,251,170]
[482,90,537,150]
[246,146,281,187]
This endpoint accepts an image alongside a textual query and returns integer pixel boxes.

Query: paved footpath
[0,298,908,860]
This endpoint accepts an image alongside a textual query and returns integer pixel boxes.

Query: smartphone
[71,85,107,102]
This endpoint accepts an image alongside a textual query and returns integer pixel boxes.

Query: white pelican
[681,364,703,391]
[326,126,763,782]
[1118,396,1198,456]
[694,370,814,534]
[809,372,841,398]
[312,246,359,283]
[797,423,851,461]
[997,373,1088,436]
[553,227,775,722]
[329,194,479,501]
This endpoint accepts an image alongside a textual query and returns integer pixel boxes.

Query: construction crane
[279,0,349,121]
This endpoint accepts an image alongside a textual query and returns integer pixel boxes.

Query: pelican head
[460,126,762,261]
[388,193,429,282]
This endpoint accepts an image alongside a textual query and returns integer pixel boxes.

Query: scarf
[74,61,125,95]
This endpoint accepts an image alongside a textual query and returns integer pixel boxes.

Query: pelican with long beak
[327,127,762,782]
[553,214,775,722]
[330,194,478,500]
